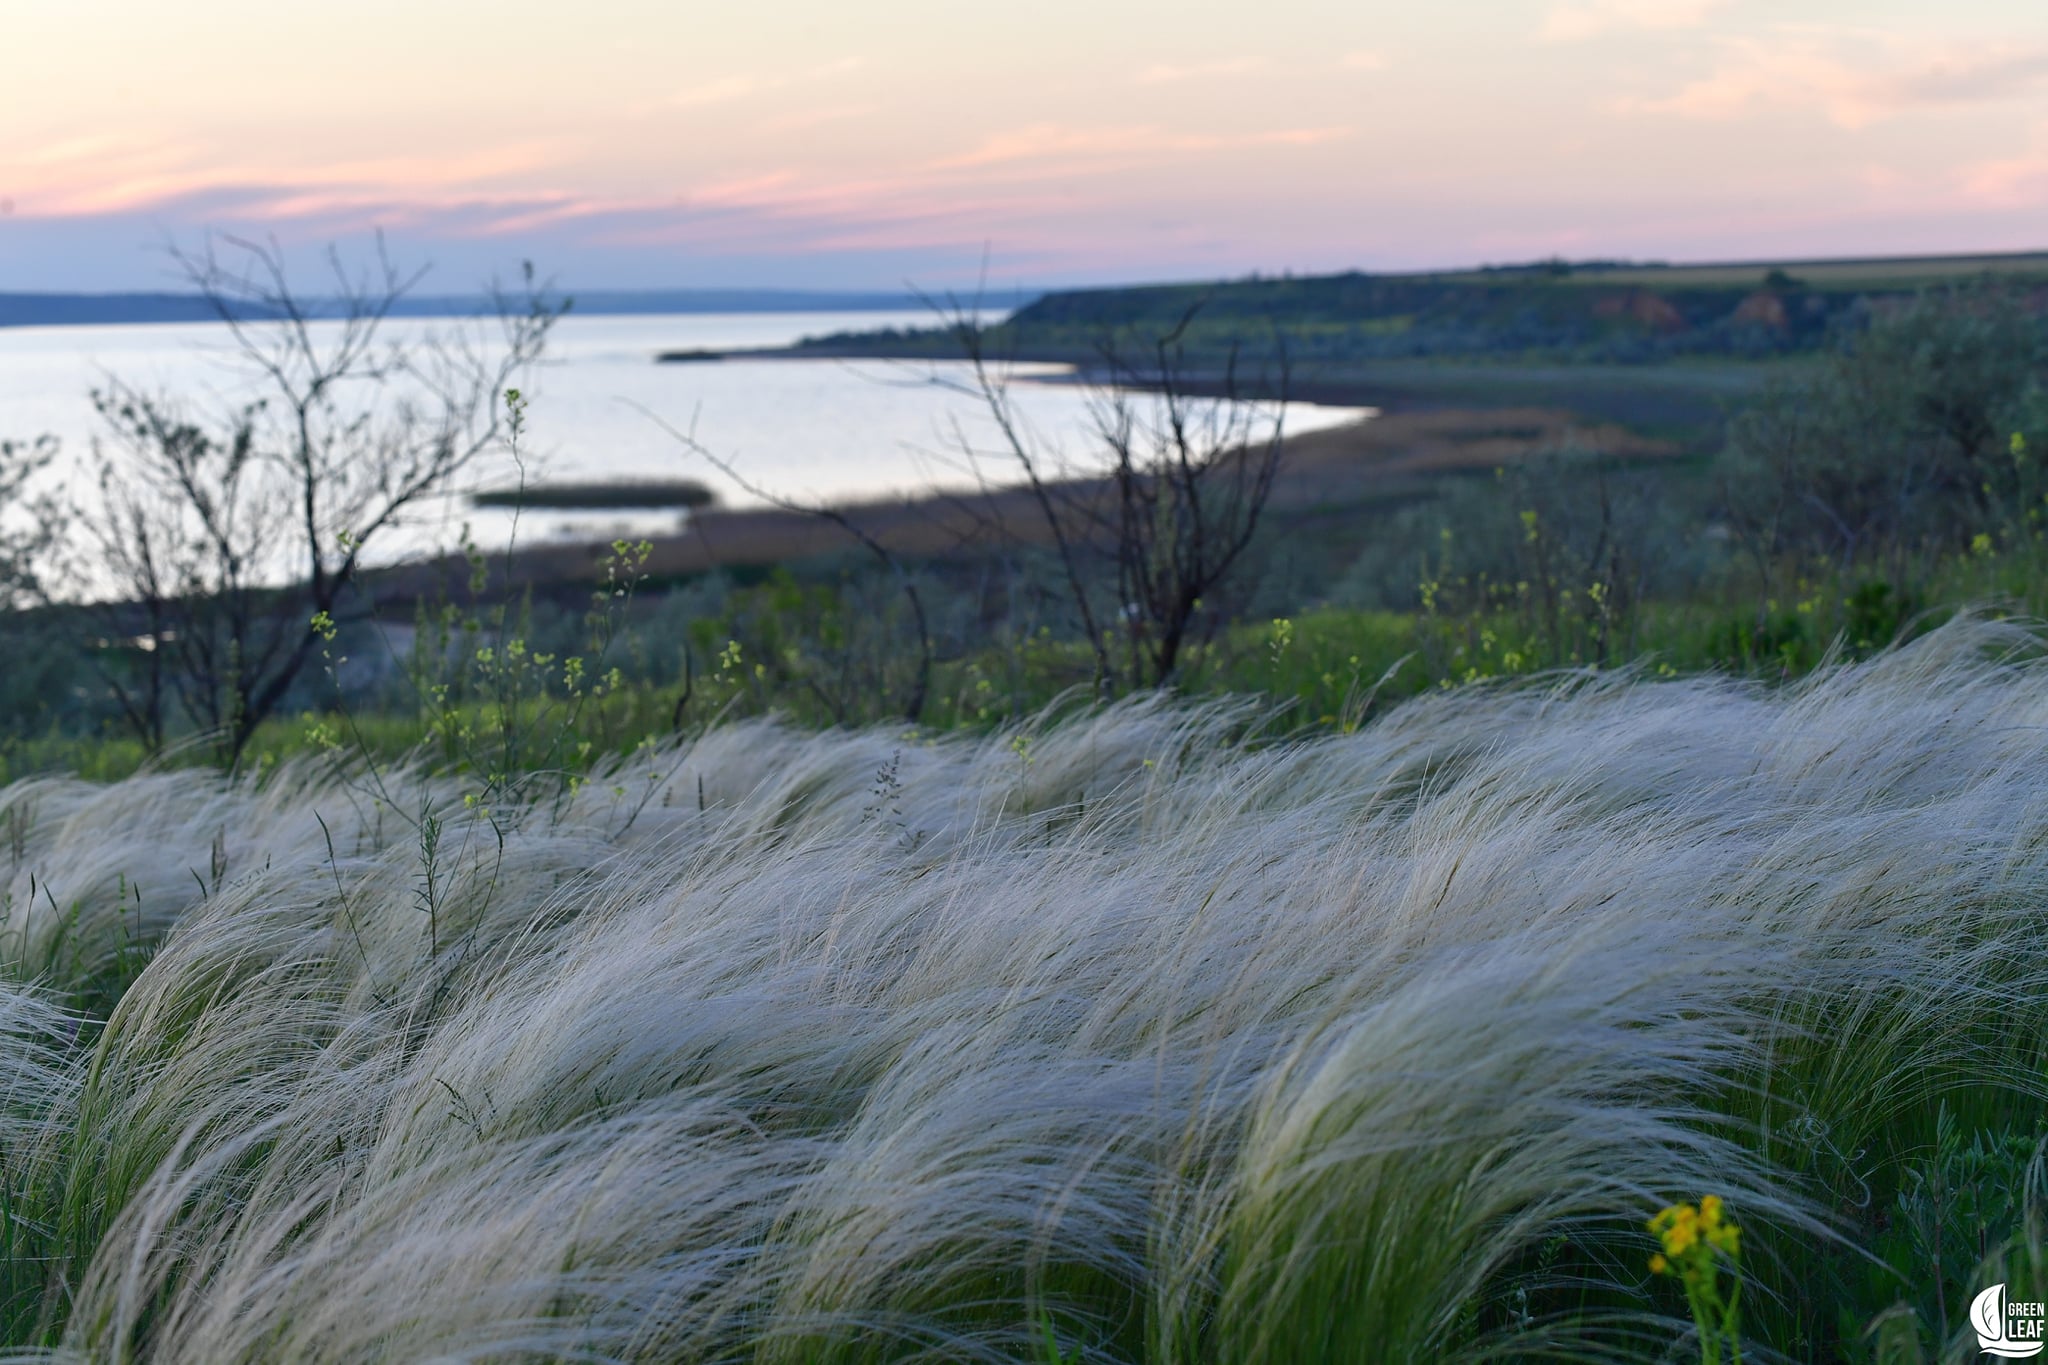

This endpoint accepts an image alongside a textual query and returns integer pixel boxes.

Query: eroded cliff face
[1597,288,1797,335]
[1731,289,1790,331]
[1593,289,1688,333]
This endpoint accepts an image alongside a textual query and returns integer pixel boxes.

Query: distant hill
[507,288,938,316]
[0,287,949,330]
[791,250,2048,366]
[0,293,249,328]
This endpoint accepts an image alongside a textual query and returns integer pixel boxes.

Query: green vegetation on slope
[791,250,2048,368]
[2,278,2041,788]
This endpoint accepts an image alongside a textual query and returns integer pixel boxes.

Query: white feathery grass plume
[0,616,2044,1359]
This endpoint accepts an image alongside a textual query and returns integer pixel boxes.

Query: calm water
[0,311,1370,563]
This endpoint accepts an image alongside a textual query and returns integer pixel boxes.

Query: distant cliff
[791,254,2048,366]
[0,293,249,327]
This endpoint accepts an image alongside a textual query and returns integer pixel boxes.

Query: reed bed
[0,618,2045,1362]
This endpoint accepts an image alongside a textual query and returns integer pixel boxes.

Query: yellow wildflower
[1646,1196,1744,1363]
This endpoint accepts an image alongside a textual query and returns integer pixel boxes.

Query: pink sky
[4,0,2045,292]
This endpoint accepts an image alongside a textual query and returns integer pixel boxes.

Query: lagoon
[0,310,1370,563]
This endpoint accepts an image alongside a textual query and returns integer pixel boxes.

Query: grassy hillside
[0,618,2044,1360]
[789,250,2048,369]
[1490,249,2048,291]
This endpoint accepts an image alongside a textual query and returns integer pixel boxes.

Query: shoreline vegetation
[7,248,2041,762]
[411,403,1680,593]
[610,248,2048,593]
[16,246,2046,774]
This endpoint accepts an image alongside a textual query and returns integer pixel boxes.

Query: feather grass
[0,618,2045,1360]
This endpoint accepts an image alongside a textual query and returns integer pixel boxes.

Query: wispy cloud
[1882,47,2048,108]
[686,172,803,208]
[1957,154,2048,206]
[1540,0,1728,43]
[1628,33,2048,128]
[1955,123,2048,207]
[19,133,183,169]
[490,122,1351,256]
[932,123,1350,171]
[4,133,209,214]
[6,138,572,219]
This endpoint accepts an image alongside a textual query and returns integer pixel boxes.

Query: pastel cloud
[1956,124,2048,207]
[1629,33,2048,128]
[932,123,1351,172]
[1958,155,2048,205]
[7,138,569,218]
[5,0,2047,293]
